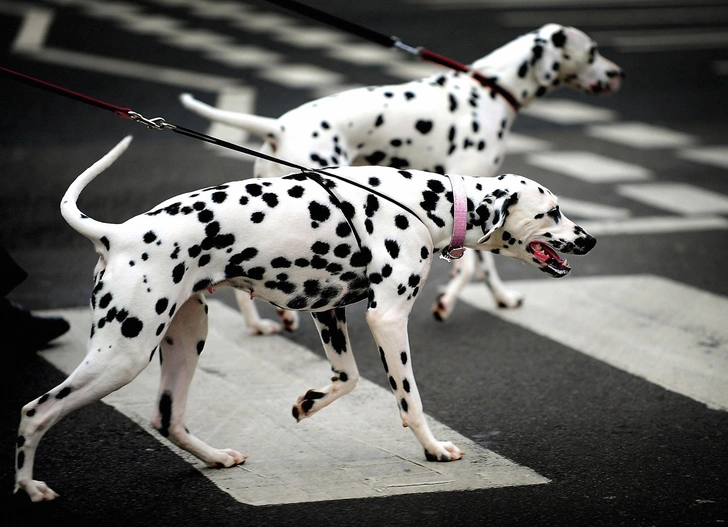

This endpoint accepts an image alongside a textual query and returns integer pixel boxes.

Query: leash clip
[128,111,176,131]
[440,246,466,263]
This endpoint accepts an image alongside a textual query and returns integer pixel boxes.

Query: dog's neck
[470,32,559,109]
[399,174,505,255]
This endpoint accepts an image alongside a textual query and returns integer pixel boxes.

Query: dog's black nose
[580,234,597,253]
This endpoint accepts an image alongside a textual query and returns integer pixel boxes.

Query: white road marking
[202,89,260,161]
[557,197,631,220]
[618,183,728,215]
[578,215,728,236]
[459,275,728,411]
[586,122,698,149]
[257,64,346,89]
[505,133,554,155]
[525,151,653,183]
[521,99,618,125]
[677,146,728,171]
[37,300,548,505]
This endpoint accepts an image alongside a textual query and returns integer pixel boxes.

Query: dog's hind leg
[477,250,524,308]
[233,289,284,335]
[15,319,159,501]
[292,308,360,421]
[152,293,246,467]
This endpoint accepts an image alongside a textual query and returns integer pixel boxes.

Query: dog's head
[474,174,596,278]
[531,23,624,96]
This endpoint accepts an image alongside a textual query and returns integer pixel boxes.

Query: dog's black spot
[143,231,157,244]
[271,257,292,268]
[449,93,458,112]
[262,193,279,208]
[121,317,144,338]
[309,201,331,224]
[385,240,400,259]
[312,241,330,255]
[552,29,567,48]
[211,191,227,204]
[365,151,386,165]
[99,293,113,309]
[158,392,172,437]
[288,185,305,198]
[172,263,185,283]
[415,120,433,134]
[251,212,265,223]
[155,298,169,315]
[56,387,72,400]
[246,183,263,197]
[334,243,351,258]
[197,340,205,355]
[350,247,372,267]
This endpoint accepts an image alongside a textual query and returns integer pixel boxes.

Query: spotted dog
[180,23,622,333]
[14,136,596,501]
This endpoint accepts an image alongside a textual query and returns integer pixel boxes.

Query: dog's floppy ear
[531,24,568,88]
[476,190,519,244]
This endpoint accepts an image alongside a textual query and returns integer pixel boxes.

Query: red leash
[261,0,521,111]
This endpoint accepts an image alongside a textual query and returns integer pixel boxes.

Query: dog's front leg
[477,250,524,308]
[365,309,464,462]
[152,294,246,467]
[292,308,359,420]
[433,250,478,321]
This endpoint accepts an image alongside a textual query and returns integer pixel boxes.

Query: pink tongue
[531,242,564,264]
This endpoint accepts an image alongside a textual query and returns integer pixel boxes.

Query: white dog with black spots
[14,136,596,501]
[180,23,623,333]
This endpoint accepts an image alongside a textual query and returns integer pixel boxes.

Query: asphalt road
[1,1,727,525]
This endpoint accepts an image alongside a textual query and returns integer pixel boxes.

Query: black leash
[261,0,521,111]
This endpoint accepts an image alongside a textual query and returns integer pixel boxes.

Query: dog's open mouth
[529,241,571,277]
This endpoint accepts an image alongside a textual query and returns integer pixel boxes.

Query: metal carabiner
[127,111,175,131]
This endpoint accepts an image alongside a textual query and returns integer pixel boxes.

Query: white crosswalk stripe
[586,122,698,149]
[525,151,653,183]
[459,275,728,411]
[618,183,728,215]
[521,99,618,125]
[678,146,728,170]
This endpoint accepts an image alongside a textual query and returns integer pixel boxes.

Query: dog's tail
[179,93,280,141]
[61,135,132,246]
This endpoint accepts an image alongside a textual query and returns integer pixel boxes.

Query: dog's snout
[575,233,597,254]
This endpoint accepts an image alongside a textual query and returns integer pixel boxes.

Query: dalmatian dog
[15,136,596,501]
[180,23,622,334]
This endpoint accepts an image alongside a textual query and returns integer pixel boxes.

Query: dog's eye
[547,206,561,223]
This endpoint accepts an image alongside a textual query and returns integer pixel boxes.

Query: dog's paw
[16,479,60,502]
[276,309,299,332]
[208,449,247,468]
[249,319,282,335]
[291,389,326,421]
[432,293,453,322]
[495,289,524,309]
[424,441,465,462]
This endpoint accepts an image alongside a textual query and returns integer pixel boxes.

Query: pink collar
[440,174,467,262]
